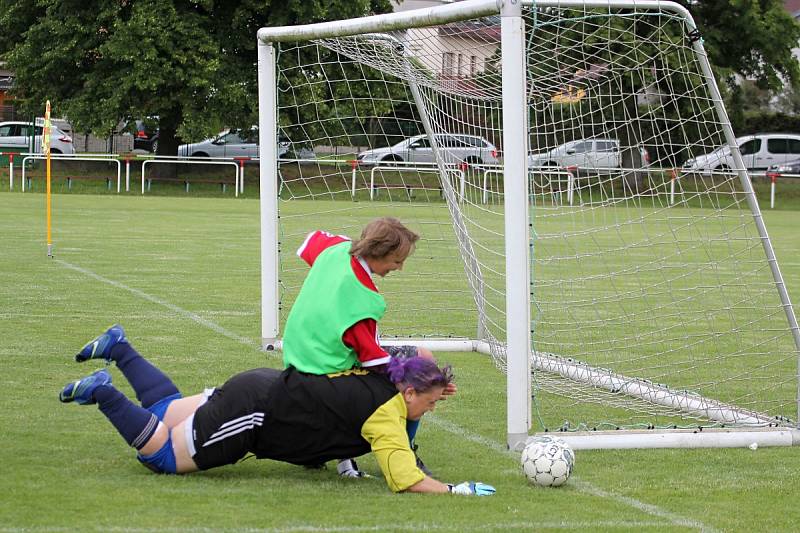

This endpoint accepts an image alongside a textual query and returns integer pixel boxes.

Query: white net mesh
[268,1,798,432]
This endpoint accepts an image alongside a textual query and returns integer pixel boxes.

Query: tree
[0,0,393,161]
[687,0,800,93]
[0,0,797,163]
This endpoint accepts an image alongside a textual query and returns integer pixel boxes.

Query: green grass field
[3,189,800,532]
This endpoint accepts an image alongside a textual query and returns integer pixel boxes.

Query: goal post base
[530,427,800,450]
[508,432,531,451]
[378,338,479,352]
[262,337,481,353]
[262,338,280,351]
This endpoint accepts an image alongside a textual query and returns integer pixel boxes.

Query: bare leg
[162,394,206,428]
[137,420,199,474]
[170,420,199,473]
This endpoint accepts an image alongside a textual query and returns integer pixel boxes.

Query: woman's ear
[402,387,416,402]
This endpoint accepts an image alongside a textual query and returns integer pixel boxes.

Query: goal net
[258,0,800,447]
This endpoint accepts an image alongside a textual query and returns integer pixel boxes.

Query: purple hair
[387,356,453,392]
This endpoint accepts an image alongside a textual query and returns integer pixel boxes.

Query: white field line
[0,520,688,533]
[427,415,715,532]
[57,259,714,532]
[56,260,265,352]
[0,522,681,533]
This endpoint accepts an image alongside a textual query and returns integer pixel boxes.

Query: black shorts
[187,367,281,471]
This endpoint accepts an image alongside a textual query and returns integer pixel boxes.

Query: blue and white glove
[448,481,496,496]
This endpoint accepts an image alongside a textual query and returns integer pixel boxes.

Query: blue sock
[95,384,159,450]
[111,343,180,409]
[406,418,420,445]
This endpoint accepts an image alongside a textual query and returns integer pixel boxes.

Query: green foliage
[0,0,394,152]
[726,79,800,134]
[276,39,418,150]
[0,0,797,157]
[737,110,800,135]
[686,0,800,91]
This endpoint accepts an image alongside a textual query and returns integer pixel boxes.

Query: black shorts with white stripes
[190,367,282,471]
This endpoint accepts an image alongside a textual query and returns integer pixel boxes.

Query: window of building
[442,52,455,76]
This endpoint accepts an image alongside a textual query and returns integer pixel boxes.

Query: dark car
[132,119,158,153]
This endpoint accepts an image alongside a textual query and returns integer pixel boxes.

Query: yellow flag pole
[44,100,52,257]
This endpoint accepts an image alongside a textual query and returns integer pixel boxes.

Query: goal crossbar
[256,0,696,44]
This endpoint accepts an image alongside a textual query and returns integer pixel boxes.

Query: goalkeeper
[58,325,494,496]
[282,217,456,477]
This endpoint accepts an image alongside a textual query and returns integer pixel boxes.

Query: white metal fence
[5,153,795,208]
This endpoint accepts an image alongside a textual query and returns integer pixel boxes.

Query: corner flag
[43,101,51,155]
[45,100,52,257]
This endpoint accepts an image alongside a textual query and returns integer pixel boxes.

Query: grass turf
[2,190,800,531]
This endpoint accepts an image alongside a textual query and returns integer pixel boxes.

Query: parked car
[357,134,499,166]
[683,133,800,174]
[178,127,291,159]
[133,119,158,153]
[765,158,800,180]
[528,138,648,170]
[0,121,74,154]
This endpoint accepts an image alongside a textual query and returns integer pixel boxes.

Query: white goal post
[257,0,800,449]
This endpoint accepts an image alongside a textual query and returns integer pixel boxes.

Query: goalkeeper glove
[447,481,496,496]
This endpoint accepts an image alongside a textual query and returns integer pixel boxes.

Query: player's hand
[448,481,496,496]
[440,382,458,399]
[418,347,435,359]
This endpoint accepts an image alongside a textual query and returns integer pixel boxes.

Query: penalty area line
[56,259,265,352]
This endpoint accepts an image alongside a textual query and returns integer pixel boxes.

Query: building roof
[785,0,800,17]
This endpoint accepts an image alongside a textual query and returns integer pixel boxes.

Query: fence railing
[9,153,248,195]
[5,154,795,208]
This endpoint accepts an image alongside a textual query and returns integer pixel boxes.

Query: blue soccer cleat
[59,368,113,405]
[75,324,127,363]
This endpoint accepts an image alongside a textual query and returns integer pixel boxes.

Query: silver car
[527,138,651,170]
[179,128,292,159]
[357,134,499,166]
[0,121,75,154]
[179,128,260,158]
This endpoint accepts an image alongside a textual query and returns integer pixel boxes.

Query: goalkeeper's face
[403,386,445,420]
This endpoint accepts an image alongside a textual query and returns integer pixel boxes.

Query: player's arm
[297,230,349,267]
[361,395,493,495]
[361,395,426,492]
[405,476,449,493]
[342,319,391,368]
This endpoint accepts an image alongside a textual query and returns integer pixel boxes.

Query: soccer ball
[520,436,575,487]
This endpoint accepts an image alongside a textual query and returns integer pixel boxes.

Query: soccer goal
[257,0,800,450]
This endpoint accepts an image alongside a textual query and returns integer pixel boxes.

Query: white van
[683,133,800,173]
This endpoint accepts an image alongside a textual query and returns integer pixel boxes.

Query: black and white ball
[521,436,575,487]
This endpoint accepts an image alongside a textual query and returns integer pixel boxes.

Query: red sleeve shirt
[296,231,390,367]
